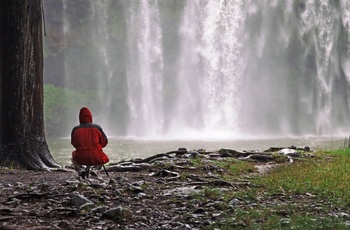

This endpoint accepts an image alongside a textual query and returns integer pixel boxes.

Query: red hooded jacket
[71,107,109,165]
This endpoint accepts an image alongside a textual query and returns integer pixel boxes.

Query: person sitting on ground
[71,107,109,178]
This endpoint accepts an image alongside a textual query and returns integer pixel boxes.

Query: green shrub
[44,84,97,137]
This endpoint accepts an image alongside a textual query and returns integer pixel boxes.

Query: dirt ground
[0,165,240,230]
[0,150,349,230]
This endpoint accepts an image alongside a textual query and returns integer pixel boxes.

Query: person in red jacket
[71,107,109,178]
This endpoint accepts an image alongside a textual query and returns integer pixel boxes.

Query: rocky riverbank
[0,146,348,229]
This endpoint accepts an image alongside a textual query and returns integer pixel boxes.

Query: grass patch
[259,150,350,207]
[214,158,256,176]
[209,209,349,230]
[204,149,350,229]
[190,157,256,177]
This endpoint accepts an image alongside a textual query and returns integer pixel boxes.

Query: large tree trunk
[0,0,59,169]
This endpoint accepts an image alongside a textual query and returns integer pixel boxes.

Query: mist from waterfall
[43,0,350,139]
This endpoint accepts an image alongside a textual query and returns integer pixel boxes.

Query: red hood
[79,107,93,123]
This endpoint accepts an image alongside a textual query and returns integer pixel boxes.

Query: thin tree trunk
[0,0,59,169]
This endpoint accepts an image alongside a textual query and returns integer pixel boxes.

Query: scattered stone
[102,206,124,220]
[178,148,188,153]
[229,198,241,206]
[70,194,94,207]
[14,182,25,189]
[132,180,145,187]
[129,185,143,194]
[279,148,300,157]
[150,170,180,179]
[57,221,71,229]
[208,153,220,158]
[189,151,199,158]
[304,146,311,152]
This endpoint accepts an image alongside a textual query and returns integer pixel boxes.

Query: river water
[48,136,345,166]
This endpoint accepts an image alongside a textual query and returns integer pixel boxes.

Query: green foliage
[44,84,98,137]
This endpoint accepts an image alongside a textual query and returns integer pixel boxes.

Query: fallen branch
[150,170,180,181]
[133,153,175,163]
[45,208,78,216]
[183,180,235,188]
[10,192,52,200]
[105,163,151,172]
[240,154,276,162]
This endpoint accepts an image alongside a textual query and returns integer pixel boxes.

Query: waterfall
[43,0,350,139]
[125,0,164,137]
[169,0,244,138]
[240,0,350,136]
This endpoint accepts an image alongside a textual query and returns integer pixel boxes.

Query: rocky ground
[0,148,349,229]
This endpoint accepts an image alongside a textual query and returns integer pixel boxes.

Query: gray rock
[209,153,220,158]
[102,206,124,220]
[137,192,147,198]
[132,180,145,187]
[229,198,241,206]
[129,185,143,194]
[278,148,299,157]
[15,182,25,189]
[178,148,187,153]
[331,212,349,218]
[70,194,94,207]
[57,221,71,229]
[79,202,94,210]
[189,151,199,158]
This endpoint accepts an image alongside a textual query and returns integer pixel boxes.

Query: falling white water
[239,0,350,136]
[201,0,244,133]
[311,0,334,134]
[125,0,164,137]
[169,0,203,133]
[296,0,340,134]
[169,0,245,138]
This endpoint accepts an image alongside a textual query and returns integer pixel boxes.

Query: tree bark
[0,0,59,169]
